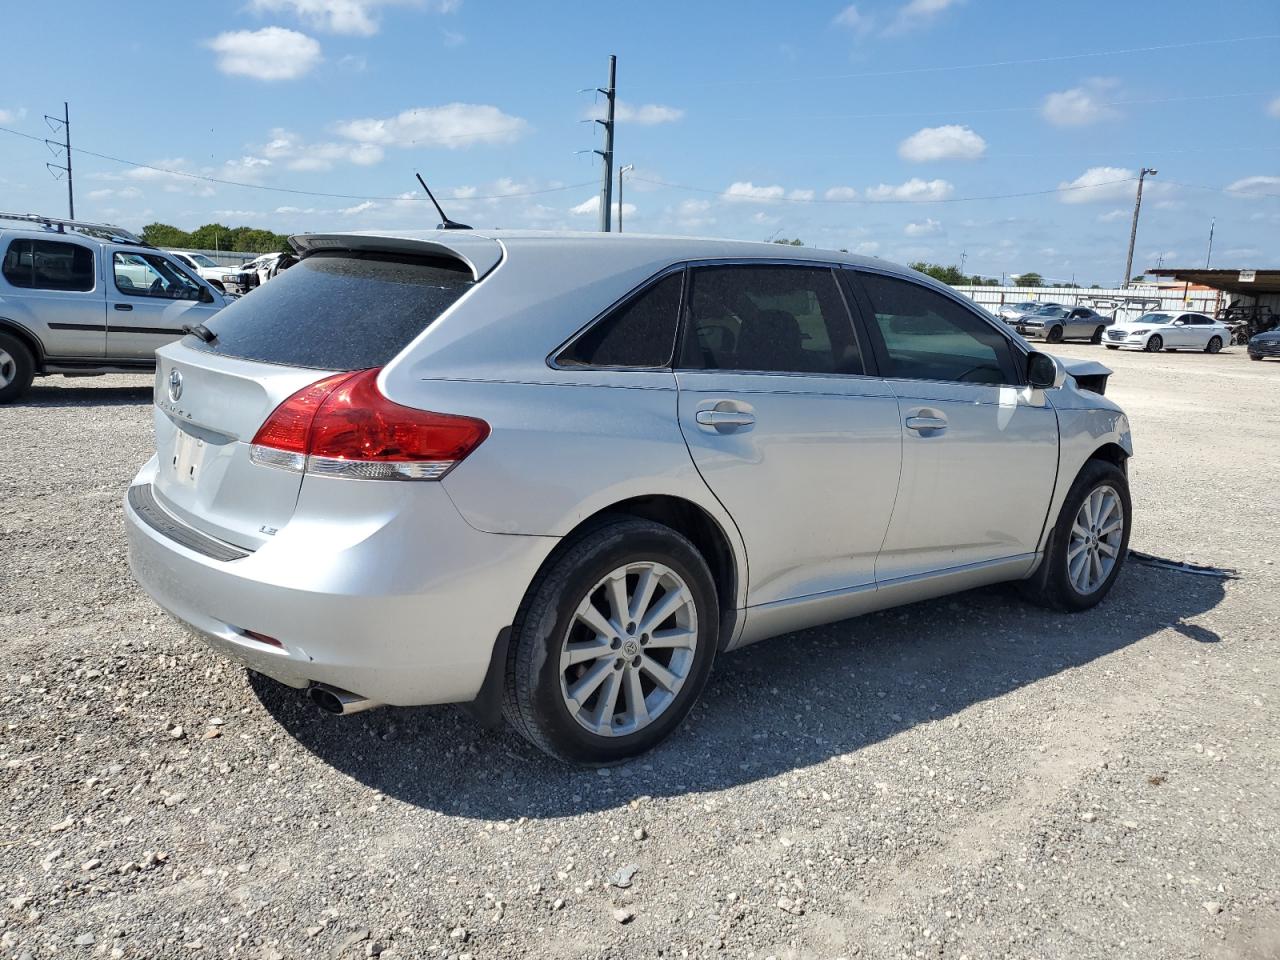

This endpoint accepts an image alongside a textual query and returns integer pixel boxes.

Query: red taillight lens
[249,368,489,481]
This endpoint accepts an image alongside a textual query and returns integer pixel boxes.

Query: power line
[630,175,1143,204]
[0,125,594,202]
[646,35,1280,88]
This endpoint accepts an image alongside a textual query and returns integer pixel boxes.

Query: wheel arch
[554,494,744,650]
[0,317,45,371]
[1087,441,1129,475]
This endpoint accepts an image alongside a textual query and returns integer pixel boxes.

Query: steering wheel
[149,278,166,295]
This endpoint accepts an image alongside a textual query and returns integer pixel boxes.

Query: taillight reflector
[249,368,489,481]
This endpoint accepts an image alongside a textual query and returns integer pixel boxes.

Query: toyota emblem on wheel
[167,369,183,403]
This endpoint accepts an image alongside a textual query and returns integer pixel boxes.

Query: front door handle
[696,410,756,429]
[114,303,133,311]
[905,415,947,432]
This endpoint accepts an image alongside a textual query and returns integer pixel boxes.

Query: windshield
[1033,306,1068,318]
[1135,313,1173,325]
[188,254,217,267]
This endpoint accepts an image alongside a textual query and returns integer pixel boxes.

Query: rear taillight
[249,368,489,481]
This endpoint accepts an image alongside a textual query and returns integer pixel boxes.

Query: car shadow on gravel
[252,561,1226,819]
[15,383,152,407]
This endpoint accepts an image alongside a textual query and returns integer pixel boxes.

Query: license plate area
[170,428,208,486]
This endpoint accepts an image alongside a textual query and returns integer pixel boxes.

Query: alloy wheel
[1067,484,1125,595]
[559,561,698,737]
[0,348,14,388]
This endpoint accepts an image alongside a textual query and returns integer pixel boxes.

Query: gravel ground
[2,345,1278,959]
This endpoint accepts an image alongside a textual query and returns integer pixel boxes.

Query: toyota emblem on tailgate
[167,369,183,402]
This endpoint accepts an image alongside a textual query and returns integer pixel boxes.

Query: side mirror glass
[1026,351,1062,389]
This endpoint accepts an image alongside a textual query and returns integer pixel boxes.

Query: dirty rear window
[186,250,475,370]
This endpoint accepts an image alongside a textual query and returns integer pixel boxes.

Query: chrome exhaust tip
[307,683,383,716]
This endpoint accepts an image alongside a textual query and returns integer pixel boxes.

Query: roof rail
[0,211,147,245]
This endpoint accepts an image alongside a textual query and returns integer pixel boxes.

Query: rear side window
[557,271,682,368]
[2,239,95,292]
[187,251,474,370]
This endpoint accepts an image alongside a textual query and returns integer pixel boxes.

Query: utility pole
[1204,217,1215,268]
[617,164,634,233]
[44,101,74,219]
[959,250,967,278]
[594,55,616,233]
[1122,167,1157,288]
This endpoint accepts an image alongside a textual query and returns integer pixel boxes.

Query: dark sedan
[1248,330,1280,361]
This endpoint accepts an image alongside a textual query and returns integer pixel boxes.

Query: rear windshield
[186,250,474,370]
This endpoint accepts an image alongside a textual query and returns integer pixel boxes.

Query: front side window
[113,252,204,300]
[678,265,862,375]
[857,272,1018,385]
[187,254,218,268]
[1136,313,1172,325]
[557,271,682,368]
[2,239,95,292]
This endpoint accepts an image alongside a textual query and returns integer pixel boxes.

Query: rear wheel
[0,332,36,403]
[1090,326,1105,344]
[1046,325,1064,344]
[1205,336,1223,354]
[1145,334,1163,353]
[1250,354,1263,361]
[1105,345,1119,350]
[1020,459,1130,612]
[503,517,718,764]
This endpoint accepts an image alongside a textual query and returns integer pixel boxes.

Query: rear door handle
[905,416,947,432]
[113,303,133,311]
[696,410,756,428]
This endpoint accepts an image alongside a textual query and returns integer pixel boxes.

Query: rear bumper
[124,458,558,705]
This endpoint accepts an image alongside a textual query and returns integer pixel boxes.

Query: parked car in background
[1015,304,1112,343]
[0,212,231,402]
[168,251,258,295]
[125,230,1134,763]
[1247,328,1280,361]
[1105,312,1230,353]
[997,300,1061,322]
[240,251,297,287]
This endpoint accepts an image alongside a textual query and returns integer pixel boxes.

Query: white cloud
[787,189,814,201]
[569,196,636,218]
[866,178,954,202]
[1269,96,1280,118]
[678,199,711,215]
[887,0,961,33]
[1097,208,1128,223]
[832,4,874,34]
[248,0,456,36]
[723,181,786,203]
[1226,175,1280,198]
[853,241,880,255]
[261,128,383,171]
[586,101,684,125]
[1058,166,1136,204]
[898,125,986,162]
[274,200,382,216]
[334,103,528,148]
[0,107,26,123]
[206,27,322,81]
[824,186,858,201]
[904,218,942,237]
[442,28,465,47]
[1042,79,1121,127]
[88,186,144,201]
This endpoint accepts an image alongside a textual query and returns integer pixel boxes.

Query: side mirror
[1026,351,1064,389]
[199,286,215,304]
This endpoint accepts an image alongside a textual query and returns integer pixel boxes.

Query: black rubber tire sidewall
[1047,326,1064,343]
[1033,460,1132,612]
[0,332,36,404]
[1146,335,1163,352]
[1091,327,1104,344]
[1206,336,1222,354]
[503,518,718,764]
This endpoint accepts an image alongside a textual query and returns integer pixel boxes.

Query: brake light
[249,368,489,481]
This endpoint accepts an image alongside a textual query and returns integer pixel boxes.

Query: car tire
[0,332,36,404]
[1250,354,1262,361]
[1046,325,1064,344]
[1105,345,1119,350]
[1205,336,1223,354]
[1020,459,1131,613]
[1145,335,1163,353]
[502,516,719,764]
[1090,326,1105,344]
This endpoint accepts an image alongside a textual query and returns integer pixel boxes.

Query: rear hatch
[147,236,499,550]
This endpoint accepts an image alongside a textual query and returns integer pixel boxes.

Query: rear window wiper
[183,323,217,344]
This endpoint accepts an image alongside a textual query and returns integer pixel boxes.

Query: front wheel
[1105,345,1119,350]
[503,517,718,763]
[1046,325,1064,344]
[1145,334,1163,353]
[1205,336,1223,354]
[1250,354,1263,361]
[1091,326,1105,344]
[1020,459,1131,612]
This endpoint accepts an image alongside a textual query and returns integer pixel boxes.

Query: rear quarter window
[186,250,474,370]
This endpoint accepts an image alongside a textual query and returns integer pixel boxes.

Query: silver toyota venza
[126,232,1133,763]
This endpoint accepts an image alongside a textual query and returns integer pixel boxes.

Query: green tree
[1015,271,1044,287]
[772,238,804,246]
[140,222,192,248]
[909,261,968,285]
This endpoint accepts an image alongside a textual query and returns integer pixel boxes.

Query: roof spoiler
[288,232,502,281]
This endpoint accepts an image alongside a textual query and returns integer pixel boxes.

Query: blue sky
[1,0,1277,285]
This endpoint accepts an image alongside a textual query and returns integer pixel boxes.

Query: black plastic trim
[128,484,251,562]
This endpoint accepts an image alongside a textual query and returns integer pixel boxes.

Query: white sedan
[1103,312,1231,353]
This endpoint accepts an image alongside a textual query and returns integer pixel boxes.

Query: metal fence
[953,285,1224,318]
